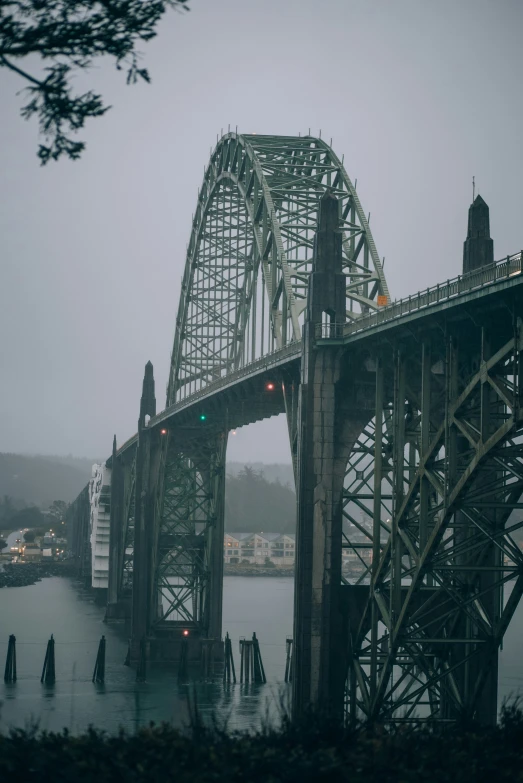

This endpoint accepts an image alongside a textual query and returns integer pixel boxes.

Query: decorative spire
[463,193,494,274]
[139,361,156,428]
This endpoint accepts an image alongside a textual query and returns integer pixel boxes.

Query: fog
[0,0,521,461]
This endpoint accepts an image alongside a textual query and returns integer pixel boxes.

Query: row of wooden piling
[3,633,293,685]
[239,633,266,683]
[3,634,107,685]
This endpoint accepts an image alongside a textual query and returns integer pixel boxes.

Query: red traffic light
[160,428,168,435]
[266,382,275,391]
[183,629,189,637]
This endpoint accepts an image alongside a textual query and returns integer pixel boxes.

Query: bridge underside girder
[312,285,523,724]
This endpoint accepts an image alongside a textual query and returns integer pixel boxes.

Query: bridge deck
[318,250,522,343]
[113,251,522,461]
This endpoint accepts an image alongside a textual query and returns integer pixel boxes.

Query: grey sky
[0,0,522,464]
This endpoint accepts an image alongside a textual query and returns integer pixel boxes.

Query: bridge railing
[116,252,522,457]
[317,251,522,340]
[114,342,302,456]
[153,342,301,424]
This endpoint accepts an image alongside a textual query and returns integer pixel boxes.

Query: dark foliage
[1,707,523,781]
[0,560,75,587]
[23,529,36,542]
[225,466,296,534]
[1,0,189,162]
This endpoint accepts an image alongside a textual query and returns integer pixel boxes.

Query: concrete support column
[293,193,350,719]
[203,435,228,642]
[131,362,162,660]
[105,452,134,620]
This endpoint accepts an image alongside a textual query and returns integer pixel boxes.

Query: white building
[267,533,295,565]
[224,532,295,565]
[89,463,111,589]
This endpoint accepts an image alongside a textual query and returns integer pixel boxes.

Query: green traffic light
[200,414,207,421]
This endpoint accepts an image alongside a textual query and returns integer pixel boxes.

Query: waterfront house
[22,545,42,561]
[224,532,295,565]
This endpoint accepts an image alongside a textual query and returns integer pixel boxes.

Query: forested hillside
[225,465,295,533]
[0,453,94,506]
[0,454,296,531]
[227,461,294,488]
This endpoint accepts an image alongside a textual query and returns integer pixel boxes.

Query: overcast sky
[1,0,522,464]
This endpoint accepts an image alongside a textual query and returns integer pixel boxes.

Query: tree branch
[0,0,190,162]
[0,53,45,88]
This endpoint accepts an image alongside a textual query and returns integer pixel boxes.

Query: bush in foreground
[1,706,523,782]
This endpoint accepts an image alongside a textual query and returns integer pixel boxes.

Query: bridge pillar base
[104,600,131,622]
[128,631,224,666]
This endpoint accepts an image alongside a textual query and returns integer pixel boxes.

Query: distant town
[1,528,67,563]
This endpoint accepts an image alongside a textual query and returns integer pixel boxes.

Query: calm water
[0,546,294,734]
[0,536,522,733]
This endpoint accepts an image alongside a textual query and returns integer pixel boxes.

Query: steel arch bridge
[168,133,388,404]
[68,133,523,726]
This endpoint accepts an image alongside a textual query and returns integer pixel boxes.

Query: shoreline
[224,567,294,577]
[0,561,75,588]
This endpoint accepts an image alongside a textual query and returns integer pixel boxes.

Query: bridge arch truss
[168,133,388,404]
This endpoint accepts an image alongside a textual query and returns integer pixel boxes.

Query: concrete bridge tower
[463,194,494,273]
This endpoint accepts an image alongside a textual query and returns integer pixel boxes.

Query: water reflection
[0,566,521,734]
[0,574,293,734]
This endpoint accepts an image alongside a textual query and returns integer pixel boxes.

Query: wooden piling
[284,637,294,683]
[252,632,266,683]
[201,638,215,679]
[223,632,236,684]
[239,638,249,682]
[239,634,265,684]
[4,634,16,683]
[41,634,56,684]
[92,635,106,683]
[239,638,245,682]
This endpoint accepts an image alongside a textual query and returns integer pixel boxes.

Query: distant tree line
[0,453,92,506]
[225,466,295,534]
[0,495,68,536]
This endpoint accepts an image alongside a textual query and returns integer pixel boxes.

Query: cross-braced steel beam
[345,312,523,724]
[168,133,387,404]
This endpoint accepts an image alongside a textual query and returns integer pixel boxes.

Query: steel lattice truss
[342,408,394,585]
[113,136,388,642]
[155,436,226,632]
[167,134,388,403]
[347,325,523,722]
[148,133,389,640]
